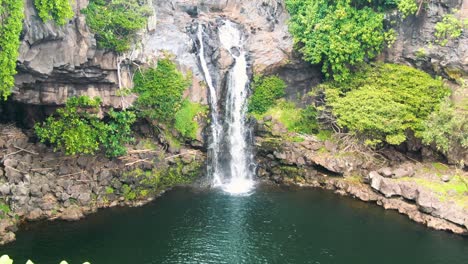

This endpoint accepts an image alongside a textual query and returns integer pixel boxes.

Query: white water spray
[197,21,255,195]
[218,21,254,194]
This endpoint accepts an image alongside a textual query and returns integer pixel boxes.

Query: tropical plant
[34,0,74,25]
[133,58,191,122]
[82,0,152,52]
[0,0,25,99]
[322,63,449,146]
[396,0,418,18]
[35,96,136,157]
[421,98,468,154]
[435,12,464,46]
[286,0,386,81]
[248,75,286,114]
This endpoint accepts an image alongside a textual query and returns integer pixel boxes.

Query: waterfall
[197,25,222,186]
[197,21,255,194]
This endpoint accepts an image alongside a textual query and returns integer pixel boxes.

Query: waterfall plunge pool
[1,185,467,264]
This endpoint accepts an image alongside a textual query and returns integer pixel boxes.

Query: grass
[399,175,468,207]
[253,100,302,132]
[174,100,207,140]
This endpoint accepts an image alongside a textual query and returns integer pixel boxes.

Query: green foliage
[323,63,449,146]
[435,12,464,46]
[82,0,152,52]
[35,96,136,157]
[0,0,25,100]
[255,100,319,134]
[415,47,427,58]
[294,105,319,134]
[122,158,202,199]
[396,0,418,18]
[105,186,114,194]
[133,59,191,122]
[174,100,207,140]
[421,98,468,154]
[384,28,397,47]
[248,75,286,114]
[100,109,136,157]
[0,202,10,219]
[34,0,74,25]
[286,0,386,81]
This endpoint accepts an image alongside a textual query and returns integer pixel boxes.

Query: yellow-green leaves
[435,12,464,46]
[323,63,449,147]
[396,0,418,18]
[34,0,74,25]
[0,0,25,100]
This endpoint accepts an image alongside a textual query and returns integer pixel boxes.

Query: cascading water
[197,25,223,186]
[197,21,255,195]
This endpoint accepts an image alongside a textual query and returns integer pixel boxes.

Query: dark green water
[1,186,467,264]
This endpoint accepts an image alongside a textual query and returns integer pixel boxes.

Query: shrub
[133,59,191,122]
[82,0,152,52]
[35,96,136,157]
[435,12,464,46]
[174,100,207,140]
[294,105,319,134]
[0,0,25,100]
[421,98,468,154]
[323,63,449,146]
[248,75,286,114]
[34,0,74,25]
[396,0,418,18]
[286,0,386,81]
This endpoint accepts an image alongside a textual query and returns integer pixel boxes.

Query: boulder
[60,207,84,221]
[378,167,393,178]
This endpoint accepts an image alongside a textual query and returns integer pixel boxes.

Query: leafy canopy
[35,96,136,157]
[286,0,386,81]
[34,0,74,25]
[82,0,152,53]
[248,75,286,114]
[323,63,449,146]
[0,0,25,99]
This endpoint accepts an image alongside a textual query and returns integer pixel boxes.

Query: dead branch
[127,149,159,154]
[13,145,38,155]
[125,159,150,166]
[164,151,197,160]
[59,171,84,178]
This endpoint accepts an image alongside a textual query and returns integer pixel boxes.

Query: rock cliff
[13,0,320,108]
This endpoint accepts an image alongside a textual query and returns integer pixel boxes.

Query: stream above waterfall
[2,186,467,264]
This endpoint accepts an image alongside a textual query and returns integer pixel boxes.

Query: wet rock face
[14,0,319,109]
[15,0,132,107]
[384,0,468,79]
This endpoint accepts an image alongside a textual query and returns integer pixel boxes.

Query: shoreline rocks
[0,124,206,245]
[255,134,468,236]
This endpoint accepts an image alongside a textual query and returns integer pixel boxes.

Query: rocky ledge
[255,119,468,235]
[0,124,206,245]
